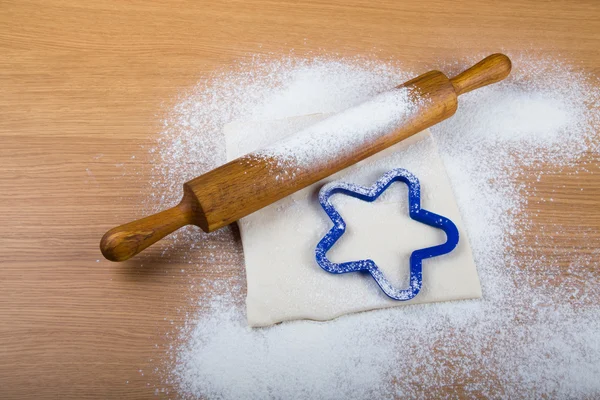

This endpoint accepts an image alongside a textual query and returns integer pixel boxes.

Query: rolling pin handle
[450,53,512,96]
[100,200,194,262]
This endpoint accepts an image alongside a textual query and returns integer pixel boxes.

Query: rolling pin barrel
[189,70,459,232]
[100,53,511,262]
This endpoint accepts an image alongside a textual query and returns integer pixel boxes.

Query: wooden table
[1,1,599,398]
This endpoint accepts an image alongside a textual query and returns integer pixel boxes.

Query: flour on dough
[225,115,482,327]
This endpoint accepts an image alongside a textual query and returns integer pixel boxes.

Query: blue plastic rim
[315,168,460,301]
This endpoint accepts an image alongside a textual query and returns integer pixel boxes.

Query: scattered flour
[149,54,600,398]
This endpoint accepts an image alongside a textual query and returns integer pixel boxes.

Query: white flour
[254,87,423,172]
[149,55,600,398]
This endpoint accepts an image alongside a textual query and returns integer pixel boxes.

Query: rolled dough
[224,115,481,327]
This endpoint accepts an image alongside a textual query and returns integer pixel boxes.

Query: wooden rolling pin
[101,53,512,262]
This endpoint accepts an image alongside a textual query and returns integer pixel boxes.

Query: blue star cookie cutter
[315,168,460,301]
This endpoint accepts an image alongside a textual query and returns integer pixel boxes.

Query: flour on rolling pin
[253,88,424,172]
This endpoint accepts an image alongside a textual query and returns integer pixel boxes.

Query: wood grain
[1,0,599,398]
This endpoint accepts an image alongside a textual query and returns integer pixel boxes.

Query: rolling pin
[101,53,512,262]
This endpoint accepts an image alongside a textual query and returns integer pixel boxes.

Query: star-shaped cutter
[315,168,460,301]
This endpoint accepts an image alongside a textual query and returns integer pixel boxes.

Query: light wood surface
[1,1,599,398]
